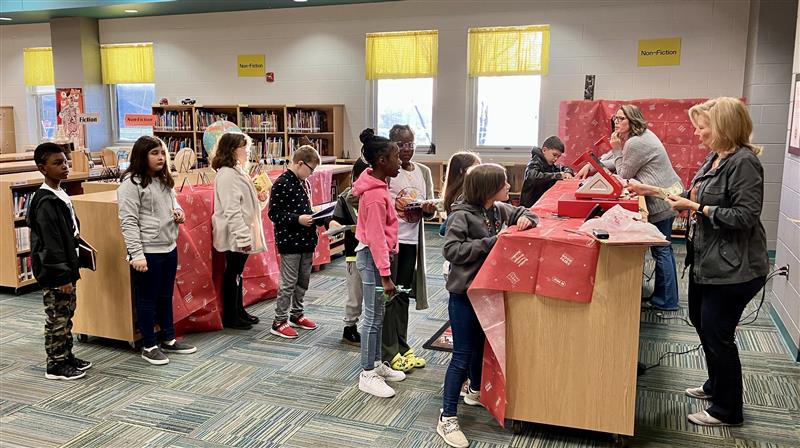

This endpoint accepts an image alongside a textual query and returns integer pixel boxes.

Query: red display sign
[124,114,157,127]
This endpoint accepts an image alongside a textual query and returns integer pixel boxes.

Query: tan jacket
[212,166,267,253]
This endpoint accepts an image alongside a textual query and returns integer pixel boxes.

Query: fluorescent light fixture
[293,0,308,2]
[0,17,13,21]
[124,9,139,13]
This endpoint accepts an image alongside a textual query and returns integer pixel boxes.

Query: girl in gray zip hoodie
[437,164,538,448]
[118,136,196,366]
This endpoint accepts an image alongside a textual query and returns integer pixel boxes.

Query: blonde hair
[292,145,321,165]
[619,104,648,137]
[689,97,762,156]
[463,163,507,207]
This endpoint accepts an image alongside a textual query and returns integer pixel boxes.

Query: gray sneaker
[161,340,197,354]
[141,347,169,365]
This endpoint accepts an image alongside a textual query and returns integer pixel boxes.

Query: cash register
[557,138,639,218]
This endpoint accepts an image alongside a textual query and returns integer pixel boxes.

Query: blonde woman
[631,97,769,426]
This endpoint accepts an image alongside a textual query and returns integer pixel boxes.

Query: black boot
[342,325,360,346]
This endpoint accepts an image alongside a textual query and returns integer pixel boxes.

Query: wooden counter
[70,191,137,343]
[0,153,34,163]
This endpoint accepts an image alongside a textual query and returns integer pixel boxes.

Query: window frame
[467,74,542,154]
[109,83,155,144]
[27,85,56,143]
[369,77,436,155]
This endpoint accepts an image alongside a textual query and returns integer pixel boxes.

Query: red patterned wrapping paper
[174,169,333,334]
[467,180,601,426]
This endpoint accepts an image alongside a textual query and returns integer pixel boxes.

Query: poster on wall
[789,75,800,156]
[56,88,85,148]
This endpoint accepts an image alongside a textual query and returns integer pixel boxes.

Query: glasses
[397,142,416,150]
[301,161,316,174]
[612,116,627,123]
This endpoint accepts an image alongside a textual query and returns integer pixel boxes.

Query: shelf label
[124,114,157,127]
[78,113,100,124]
[637,37,681,66]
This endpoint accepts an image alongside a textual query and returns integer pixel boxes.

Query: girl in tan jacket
[212,133,267,330]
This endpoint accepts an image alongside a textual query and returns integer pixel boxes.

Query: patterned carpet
[1,228,798,448]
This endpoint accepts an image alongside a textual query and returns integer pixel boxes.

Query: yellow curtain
[365,30,438,80]
[468,25,550,77]
[23,47,54,86]
[100,43,154,84]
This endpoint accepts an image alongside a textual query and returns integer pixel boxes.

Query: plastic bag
[578,205,666,242]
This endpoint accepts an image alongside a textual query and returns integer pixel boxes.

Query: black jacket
[268,169,318,254]
[684,148,769,285]
[520,147,574,208]
[332,187,358,258]
[26,189,81,287]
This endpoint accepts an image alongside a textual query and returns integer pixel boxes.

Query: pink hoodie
[353,168,398,277]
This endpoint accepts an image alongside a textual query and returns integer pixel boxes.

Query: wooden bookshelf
[153,104,345,164]
[0,171,92,290]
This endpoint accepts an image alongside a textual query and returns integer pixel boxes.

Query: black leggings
[222,251,250,324]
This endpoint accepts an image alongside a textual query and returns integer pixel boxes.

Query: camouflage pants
[43,286,77,368]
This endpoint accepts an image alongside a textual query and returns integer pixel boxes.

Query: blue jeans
[356,249,384,370]
[442,292,485,417]
[649,217,679,310]
[132,249,178,348]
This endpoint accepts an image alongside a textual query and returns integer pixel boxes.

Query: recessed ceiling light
[0,17,13,21]
[124,9,139,13]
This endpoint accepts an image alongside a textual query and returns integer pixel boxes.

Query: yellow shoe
[403,349,426,368]
[391,353,413,372]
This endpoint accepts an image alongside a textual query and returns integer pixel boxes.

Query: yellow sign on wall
[637,38,681,67]
[237,54,265,77]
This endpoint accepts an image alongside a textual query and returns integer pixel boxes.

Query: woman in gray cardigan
[611,104,682,311]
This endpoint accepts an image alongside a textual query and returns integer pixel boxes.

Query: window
[467,25,549,151]
[472,75,541,148]
[110,83,155,142]
[365,30,438,151]
[29,85,56,142]
[375,78,433,147]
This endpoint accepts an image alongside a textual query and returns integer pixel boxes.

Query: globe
[203,120,242,159]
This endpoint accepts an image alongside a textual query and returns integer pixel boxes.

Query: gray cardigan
[387,161,434,311]
[612,129,681,223]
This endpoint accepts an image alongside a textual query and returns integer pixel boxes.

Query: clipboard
[78,236,97,271]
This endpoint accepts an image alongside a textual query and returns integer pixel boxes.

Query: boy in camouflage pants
[27,143,91,380]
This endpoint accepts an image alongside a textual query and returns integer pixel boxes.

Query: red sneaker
[270,320,299,339]
[289,314,317,330]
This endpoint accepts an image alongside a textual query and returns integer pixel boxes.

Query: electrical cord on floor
[738,270,784,326]
[641,344,702,373]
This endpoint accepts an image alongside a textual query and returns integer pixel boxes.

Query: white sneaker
[437,411,469,448]
[374,361,406,382]
[459,379,470,397]
[463,387,482,407]
[358,369,396,398]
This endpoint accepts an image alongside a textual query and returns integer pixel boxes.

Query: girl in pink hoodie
[352,128,407,398]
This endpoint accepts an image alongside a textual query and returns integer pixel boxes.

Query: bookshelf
[0,172,89,290]
[151,104,345,164]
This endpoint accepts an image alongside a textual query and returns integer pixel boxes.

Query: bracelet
[696,203,705,215]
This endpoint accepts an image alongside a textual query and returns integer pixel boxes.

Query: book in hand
[78,237,97,271]
[311,202,336,225]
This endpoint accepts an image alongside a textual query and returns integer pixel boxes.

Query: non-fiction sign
[124,114,157,127]
[77,113,100,124]
[637,38,681,66]
[238,54,266,77]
